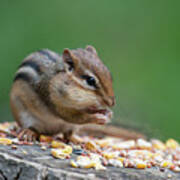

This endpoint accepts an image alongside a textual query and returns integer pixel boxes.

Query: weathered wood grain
[0,144,179,180]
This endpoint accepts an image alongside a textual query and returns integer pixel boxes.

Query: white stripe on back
[16,66,39,80]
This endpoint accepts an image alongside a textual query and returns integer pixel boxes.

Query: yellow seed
[51,141,66,148]
[112,140,135,150]
[84,161,96,168]
[146,151,154,159]
[136,163,147,169]
[117,157,125,163]
[109,159,123,167]
[39,135,52,143]
[95,163,106,170]
[95,139,110,148]
[85,141,98,151]
[62,145,72,154]
[51,149,67,159]
[76,155,101,169]
[70,160,78,168]
[0,138,12,145]
[151,140,166,150]
[0,122,12,131]
[166,139,179,149]
[102,152,116,160]
[161,161,173,168]
[137,139,152,149]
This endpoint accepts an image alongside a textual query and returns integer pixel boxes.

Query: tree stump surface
[0,144,179,180]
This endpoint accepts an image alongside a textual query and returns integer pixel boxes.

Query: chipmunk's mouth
[86,108,109,115]
[85,107,113,124]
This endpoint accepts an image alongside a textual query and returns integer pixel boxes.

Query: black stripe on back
[13,72,31,82]
[19,60,42,75]
[38,49,57,62]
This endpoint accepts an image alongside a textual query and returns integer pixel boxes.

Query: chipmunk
[10,45,144,142]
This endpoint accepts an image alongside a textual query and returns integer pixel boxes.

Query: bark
[0,144,179,180]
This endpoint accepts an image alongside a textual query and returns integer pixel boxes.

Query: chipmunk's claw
[17,128,38,142]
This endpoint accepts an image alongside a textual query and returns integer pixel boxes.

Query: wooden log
[0,144,179,180]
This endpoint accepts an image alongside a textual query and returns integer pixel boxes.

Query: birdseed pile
[0,122,179,173]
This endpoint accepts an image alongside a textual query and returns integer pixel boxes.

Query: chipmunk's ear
[63,49,79,71]
[86,45,97,55]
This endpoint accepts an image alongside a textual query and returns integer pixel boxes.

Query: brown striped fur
[10,80,77,135]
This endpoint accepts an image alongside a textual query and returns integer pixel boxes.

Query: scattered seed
[0,122,179,173]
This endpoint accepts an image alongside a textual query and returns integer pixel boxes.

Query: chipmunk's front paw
[17,128,38,142]
[95,117,110,125]
[91,110,112,125]
[86,107,113,125]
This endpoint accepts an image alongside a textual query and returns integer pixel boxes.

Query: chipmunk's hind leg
[63,130,73,143]
[11,94,39,142]
[10,81,40,142]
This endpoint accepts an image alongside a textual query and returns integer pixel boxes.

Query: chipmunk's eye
[66,60,74,71]
[82,75,97,88]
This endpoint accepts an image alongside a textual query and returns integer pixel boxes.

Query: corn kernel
[151,139,166,150]
[161,161,173,168]
[90,153,101,162]
[51,149,67,159]
[166,139,179,149]
[70,160,78,168]
[96,140,109,148]
[102,152,116,160]
[134,159,147,169]
[85,141,98,151]
[109,159,123,167]
[112,140,135,150]
[136,163,147,169]
[39,135,52,143]
[62,145,72,154]
[95,163,106,170]
[51,141,66,148]
[84,161,96,168]
[117,157,125,163]
[153,154,164,163]
[137,139,152,149]
[52,144,72,158]
[173,166,180,172]
[0,138,12,145]
[76,156,95,168]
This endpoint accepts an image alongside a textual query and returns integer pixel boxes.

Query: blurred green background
[0,1,179,140]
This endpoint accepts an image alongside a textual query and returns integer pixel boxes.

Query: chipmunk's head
[50,46,115,124]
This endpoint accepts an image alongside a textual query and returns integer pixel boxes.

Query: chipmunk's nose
[104,96,115,107]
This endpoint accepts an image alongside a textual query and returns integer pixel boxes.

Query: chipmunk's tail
[79,124,146,140]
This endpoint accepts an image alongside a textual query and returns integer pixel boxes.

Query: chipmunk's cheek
[65,88,100,109]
